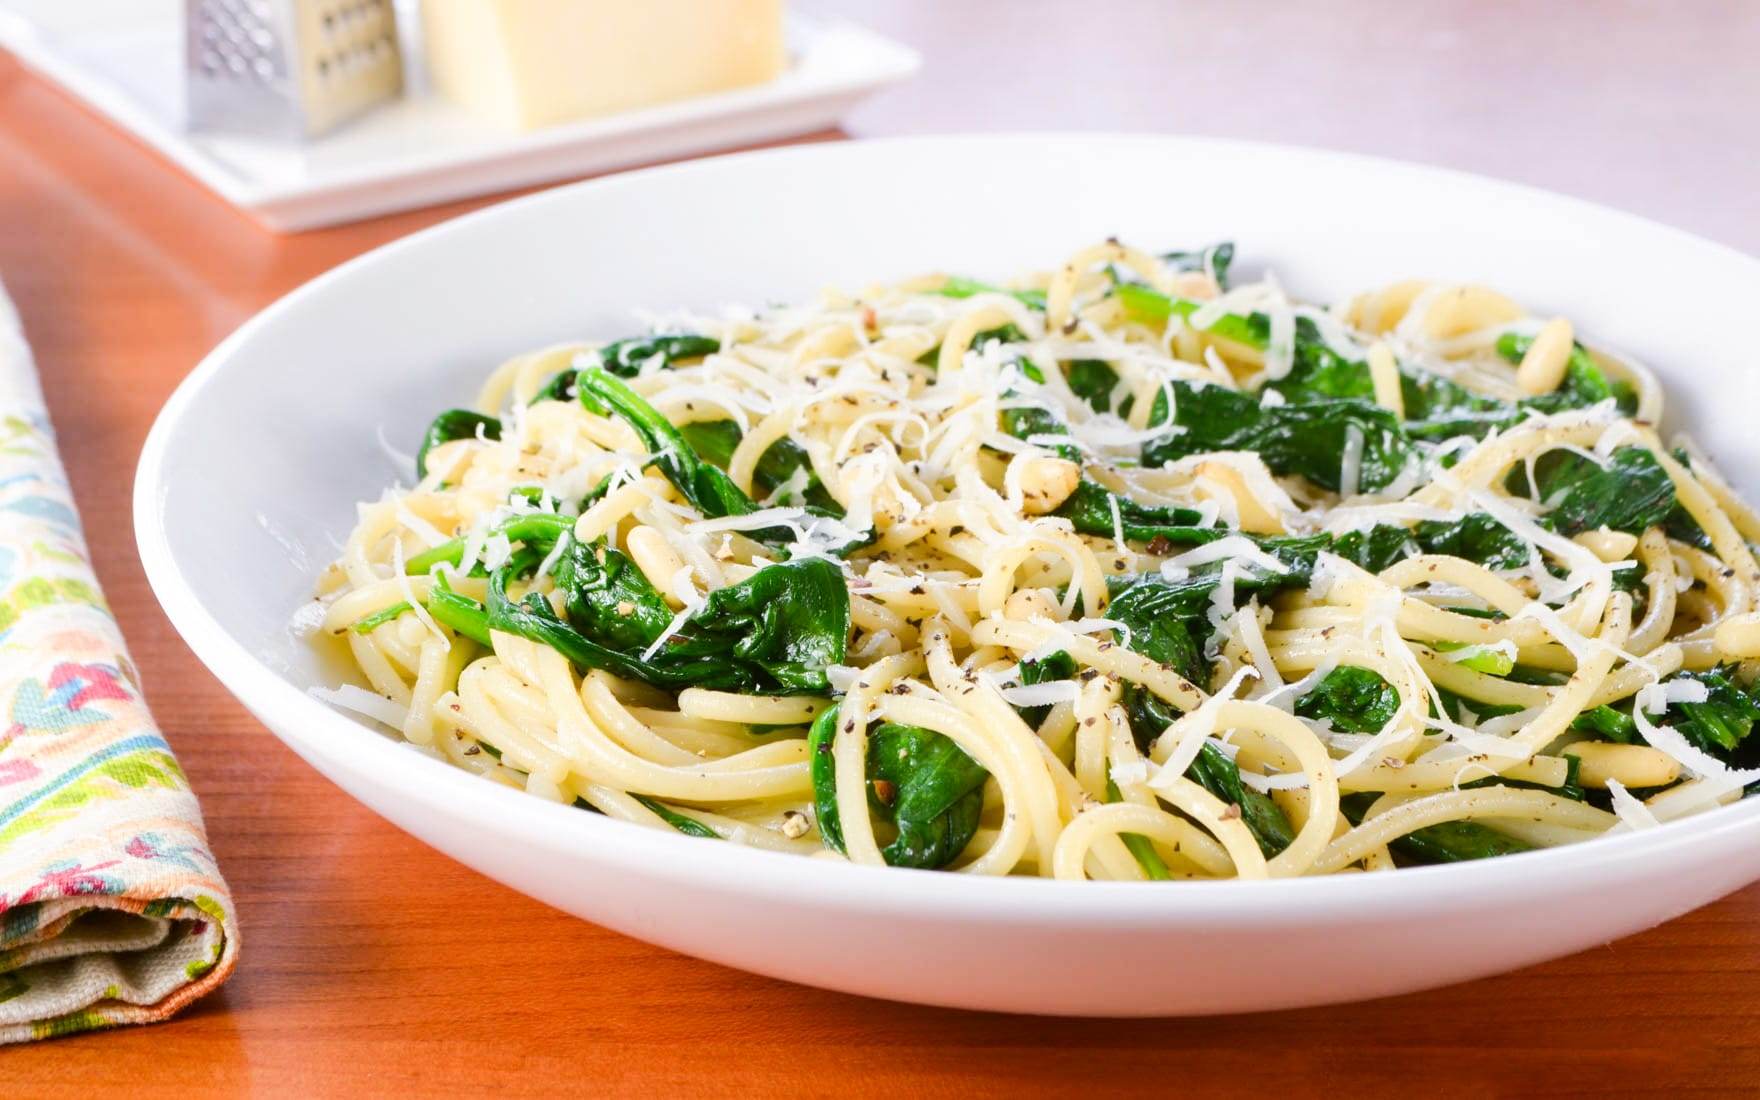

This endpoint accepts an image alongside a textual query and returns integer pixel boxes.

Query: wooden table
[5,3,1760,1092]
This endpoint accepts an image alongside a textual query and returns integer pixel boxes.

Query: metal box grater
[186,0,404,139]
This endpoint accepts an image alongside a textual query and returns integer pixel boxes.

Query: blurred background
[804,0,1760,252]
[3,0,1754,244]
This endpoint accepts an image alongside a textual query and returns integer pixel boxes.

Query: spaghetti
[305,240,1760,881]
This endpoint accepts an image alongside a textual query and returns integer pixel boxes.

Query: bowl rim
[134,131,1760,919]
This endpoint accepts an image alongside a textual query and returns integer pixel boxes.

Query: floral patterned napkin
[0,281,237,1042]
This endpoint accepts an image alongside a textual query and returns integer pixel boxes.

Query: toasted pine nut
[1568,741,1681,789]
[1347,279,1431,334]
[574,479,666,545]
[625,526,689,608]
[1010,454,1082,515]
[1003,588,1062,622]
[1367,342,1404,419]
[1423,286,1524,340]
[1171,271,1220,300]
[1192,460,1284,535]
[1715,611,1760,659]
[1517,316,1575,395]
[1573,527,1638,563]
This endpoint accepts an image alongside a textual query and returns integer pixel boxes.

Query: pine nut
[1422,285,1524,340]
[1193,460,1284,534]
[1171,271,1220,300]
[1004,588,1061,622]
[1573,527,1638,563]
[1715,611,1760,659]
[1367,342,1404,419]
[1011,454,1082,515]
[1568,741,1681,789]
[625,526,689,608]
[1517,316,1575,395]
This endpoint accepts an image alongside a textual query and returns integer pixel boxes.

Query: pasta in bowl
[308,238,1760,883]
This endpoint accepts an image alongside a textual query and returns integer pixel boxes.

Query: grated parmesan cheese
[1631,680,1760,783]
[317,240,1760,874]
[1165,535,1290,577]
[996,680,1083,708]
[1149,666,1258,789]
[310,683,407,728]
[1338,424,1365,499]
[1605,778,1662,830]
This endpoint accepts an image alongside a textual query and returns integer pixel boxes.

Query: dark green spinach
[1295,666,1400,733]
[677,418,838,511]
[593,334,719,378]
[633,795,719,839]
[1143,382,1413,494]
[809,706,991,869]
[1339,793,1534,864]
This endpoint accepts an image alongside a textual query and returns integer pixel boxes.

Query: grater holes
[312,0,397,85]
[189,0,402,132]
[194,0,286,83]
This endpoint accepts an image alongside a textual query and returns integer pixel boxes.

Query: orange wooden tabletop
[5,3,1760,1093]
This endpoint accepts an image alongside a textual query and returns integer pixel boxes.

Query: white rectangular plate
[0,0,918,231]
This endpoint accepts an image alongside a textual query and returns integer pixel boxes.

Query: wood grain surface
[4,3,1760,1093]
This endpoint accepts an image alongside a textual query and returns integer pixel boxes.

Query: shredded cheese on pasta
[309,241,1760,881]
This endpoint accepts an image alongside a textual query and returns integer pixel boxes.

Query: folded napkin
[0,282,237,1043]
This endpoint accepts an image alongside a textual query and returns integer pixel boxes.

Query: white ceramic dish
[135,135,1760,1016]
[0,0,918,232]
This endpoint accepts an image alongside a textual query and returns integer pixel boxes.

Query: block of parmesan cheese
[421,0,787,129]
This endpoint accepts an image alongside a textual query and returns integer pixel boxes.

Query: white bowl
[135,135,1760,1016]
